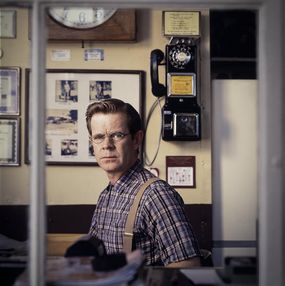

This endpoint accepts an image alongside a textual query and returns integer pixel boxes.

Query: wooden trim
[47,233,83,256]
[0,204,212,250]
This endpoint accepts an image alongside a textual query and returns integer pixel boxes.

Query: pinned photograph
[61,139,78,156]
[89,80,112,101]
[46,109,78,135]
[55,80,78,102]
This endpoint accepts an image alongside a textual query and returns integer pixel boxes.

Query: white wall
[212,80,258,265]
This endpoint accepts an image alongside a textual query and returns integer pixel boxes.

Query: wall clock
[48,8,117,29]
[46,9,136,41]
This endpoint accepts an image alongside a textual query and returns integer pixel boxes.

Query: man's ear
[133,130,144,149]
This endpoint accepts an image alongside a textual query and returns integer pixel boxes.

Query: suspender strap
[123,177,160,253]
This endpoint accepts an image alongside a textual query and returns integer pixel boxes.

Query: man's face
[90,112,142,182]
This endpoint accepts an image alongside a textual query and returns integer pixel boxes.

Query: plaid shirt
[89,160,201,266]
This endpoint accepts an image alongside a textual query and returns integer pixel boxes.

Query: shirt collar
[111,160,142,193]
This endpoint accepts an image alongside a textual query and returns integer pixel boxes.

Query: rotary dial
[168,44,193,69]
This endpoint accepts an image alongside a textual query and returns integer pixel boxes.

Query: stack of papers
[15,250,144,286]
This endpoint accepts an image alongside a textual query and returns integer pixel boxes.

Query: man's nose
[101,135,115,148]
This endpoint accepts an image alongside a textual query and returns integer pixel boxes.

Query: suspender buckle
[124,232,134,237]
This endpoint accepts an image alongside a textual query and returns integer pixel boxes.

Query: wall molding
[0,204,212,250]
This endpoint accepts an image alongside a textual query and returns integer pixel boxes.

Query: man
[85,98,201,267]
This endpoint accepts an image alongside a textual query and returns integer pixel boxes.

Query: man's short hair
[86,98,143,136]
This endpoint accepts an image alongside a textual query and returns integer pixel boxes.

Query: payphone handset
[150,37,201,141]
[150,49,166,98]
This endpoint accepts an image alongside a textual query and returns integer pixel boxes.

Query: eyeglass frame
[89,131,131,144]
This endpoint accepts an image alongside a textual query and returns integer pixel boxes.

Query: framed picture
[166,156,196,188]
[25,69,144,165]
[0,67,20,115]
[0,118,20,166]
[0,10,17,38]
[163,11,200,37]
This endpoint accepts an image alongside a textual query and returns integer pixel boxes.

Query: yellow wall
[0,8,211,205]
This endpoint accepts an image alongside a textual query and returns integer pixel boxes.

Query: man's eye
[112,133,123,140]
[94,134,104,140]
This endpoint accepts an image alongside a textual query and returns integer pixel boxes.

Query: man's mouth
[101,156,116,160]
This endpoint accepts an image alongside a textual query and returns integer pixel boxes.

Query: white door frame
[1,1,284,285]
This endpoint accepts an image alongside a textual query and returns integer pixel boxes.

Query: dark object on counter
[64,234,106,257]
[0,257,26,286]
[92,253,127,272]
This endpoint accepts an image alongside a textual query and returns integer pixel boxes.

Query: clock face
[49,8,117,29]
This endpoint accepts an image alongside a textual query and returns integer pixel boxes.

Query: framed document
[25,69,144,165]
[166,156,196,188]
[0,10,17,38]
[0,67,21,115]
[0,118,20,166]
[163,11,200,37]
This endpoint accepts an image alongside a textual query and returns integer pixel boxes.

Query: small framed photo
[0,118,20,166]
[0,67,21,115]
[0,10,17,38]
[25,69,144,165]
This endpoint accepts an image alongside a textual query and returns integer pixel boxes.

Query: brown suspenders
[122,177,160,253]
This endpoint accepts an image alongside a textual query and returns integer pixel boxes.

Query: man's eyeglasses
[90,132,130,144]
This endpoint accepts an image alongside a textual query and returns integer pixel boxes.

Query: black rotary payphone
[150,37,201,141]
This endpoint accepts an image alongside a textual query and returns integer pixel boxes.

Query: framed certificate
[0,10,17,38]
[0,67,21,115]
[0,118,20,166]
[163,11,200,37]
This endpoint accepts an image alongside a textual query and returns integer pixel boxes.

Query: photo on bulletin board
[24,69,144,165]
